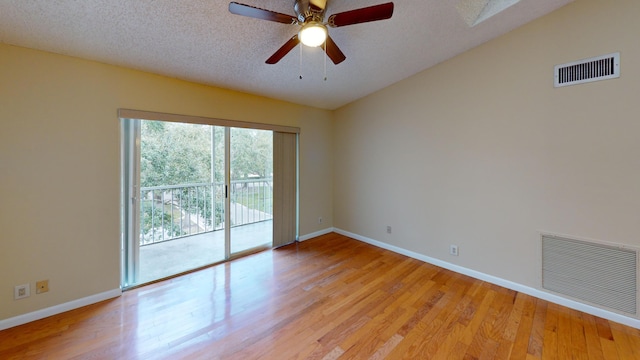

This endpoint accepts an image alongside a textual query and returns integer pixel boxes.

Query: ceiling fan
[229,0,394,65]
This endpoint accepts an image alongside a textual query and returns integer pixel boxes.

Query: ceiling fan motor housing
[294,0,326,23]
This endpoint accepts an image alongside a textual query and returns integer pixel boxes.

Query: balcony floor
[138,220,272,284]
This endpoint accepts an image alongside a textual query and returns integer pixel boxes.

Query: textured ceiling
[0,0,572,110]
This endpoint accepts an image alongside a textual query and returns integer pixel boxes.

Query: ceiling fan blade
[324,35,346,64]
[328,2,394,27]
[229,2,296,24]
[266,35,300,64]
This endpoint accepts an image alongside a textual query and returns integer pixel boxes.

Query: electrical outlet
[449,245,459,256]
[318,217,323,224]
[386,226,392,234]
[36,280,49,294]
[14,284,30,300]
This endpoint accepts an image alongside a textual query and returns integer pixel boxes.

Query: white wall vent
[554,52,620,87]
[542,234,637,316]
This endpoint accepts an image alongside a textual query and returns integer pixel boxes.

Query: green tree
[140,121,213,187]
[230,128,273,180]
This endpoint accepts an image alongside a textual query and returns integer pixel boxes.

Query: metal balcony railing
[140,179,273,246]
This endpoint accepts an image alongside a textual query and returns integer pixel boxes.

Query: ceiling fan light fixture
[299,21,327,47]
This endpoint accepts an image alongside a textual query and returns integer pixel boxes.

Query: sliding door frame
[120,119,141,287]
[119,109,299,288]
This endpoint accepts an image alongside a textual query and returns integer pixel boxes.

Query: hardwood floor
[1,233,639,359]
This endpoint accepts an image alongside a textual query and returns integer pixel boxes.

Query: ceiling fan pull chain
[324,41,327,81]
[299,44,303,79]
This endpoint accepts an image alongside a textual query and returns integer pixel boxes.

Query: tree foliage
[141,121,216,187]
[140,122,273,186]
[230,128,273,180]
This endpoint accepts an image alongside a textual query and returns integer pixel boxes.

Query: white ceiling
[0,0,572,110]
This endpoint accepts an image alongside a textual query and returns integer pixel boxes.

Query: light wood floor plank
[527,299,547,358]
[582,313,606,360]
[0,233,638,359]
[556,303,574,359]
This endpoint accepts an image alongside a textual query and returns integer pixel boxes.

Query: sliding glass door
[121,118,281,288]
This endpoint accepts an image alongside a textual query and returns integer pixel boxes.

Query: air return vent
[542,234,637,316]
[554,52,620,87]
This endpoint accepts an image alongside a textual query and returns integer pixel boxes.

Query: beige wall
[334,0,640,292]
[0,44,333,320]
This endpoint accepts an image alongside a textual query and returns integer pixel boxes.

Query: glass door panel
[134,121,226,285]
[229,127,273,255]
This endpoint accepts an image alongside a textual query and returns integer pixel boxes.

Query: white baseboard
[0,288,122,331]
[299,227,335,242]
[333,228,640,330]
